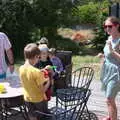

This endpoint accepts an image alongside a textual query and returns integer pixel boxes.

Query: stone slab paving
[1,80,120,120]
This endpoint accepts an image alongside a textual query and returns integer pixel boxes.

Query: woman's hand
[97,53,105,64]
[106,40,120,62]
[106,40,114,53]
[97,53,104,58]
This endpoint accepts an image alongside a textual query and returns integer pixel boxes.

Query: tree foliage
[0,0,110,57]
[0,0,79,57]
[91,0,110,50]
[72,0,110,51]
[31,0,77,46]
[73,0,110,24]
[0,0,33,57]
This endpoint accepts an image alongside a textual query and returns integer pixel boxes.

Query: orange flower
[72,33,85,42]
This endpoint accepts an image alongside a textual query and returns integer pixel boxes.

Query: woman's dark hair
[105,16,120,32]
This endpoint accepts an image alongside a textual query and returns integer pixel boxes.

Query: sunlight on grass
[72,55,100,64]
[15,60,24,72]
[58,28,95,41]
[15,55,102,80]
[72,55,101,80]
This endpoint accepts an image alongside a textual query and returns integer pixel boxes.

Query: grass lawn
[72,55,102,80]
[15,55,102,80]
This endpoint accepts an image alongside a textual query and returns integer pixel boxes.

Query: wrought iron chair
[34,90,91,120]
[56,67,94,118]
[0,96,29,120]
[54,51,72,90]
[53,50,72,96]
[54,64,72,90]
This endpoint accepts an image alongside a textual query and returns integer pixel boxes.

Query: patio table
[0,79,28,120]
[0,79,22,98]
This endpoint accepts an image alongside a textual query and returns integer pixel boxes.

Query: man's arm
[6,48,14,73]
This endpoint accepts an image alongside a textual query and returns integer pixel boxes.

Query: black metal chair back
[67,67,94,90]
[55,67,94,119]
[53,52,73,95]
[56,67,94,109]
[0,96,29,120]
[34,90,91,120]
[58,64,72,88]
[56,51,72,69]
[54,51,72,90]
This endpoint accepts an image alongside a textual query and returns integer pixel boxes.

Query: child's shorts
[25,101,49,118]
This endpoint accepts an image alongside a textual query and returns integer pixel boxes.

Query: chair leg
[85,105,90,119]
[56,94,58,108]
[20,106,30,120]
[23,105,30,120]
[4,110,7,120]
[0,102,6,120]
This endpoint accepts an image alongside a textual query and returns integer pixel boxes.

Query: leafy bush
[77,2,99,24]
[0,0,78,58]
[72,0,109,51]
[92,25,107,51]
[73,0,110,25]
[91,1,109,51]
[0,0,34,58]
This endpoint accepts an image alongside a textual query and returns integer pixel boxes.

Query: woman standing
[99,16,120,120]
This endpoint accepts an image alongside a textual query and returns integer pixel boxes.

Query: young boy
[19,43,50,120]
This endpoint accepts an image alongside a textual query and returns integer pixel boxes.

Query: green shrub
[73,1,110,25]
[0,0,34,58]
[92,24,108,51]
[72,0,110,51]
[77,2,99,24]
[91,1,109,51]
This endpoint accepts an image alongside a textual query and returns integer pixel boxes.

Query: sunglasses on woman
[103,24,118,29]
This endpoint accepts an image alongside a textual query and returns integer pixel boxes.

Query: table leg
[0,99,5,120]
[1,99,9,120]
[1,109,4,120]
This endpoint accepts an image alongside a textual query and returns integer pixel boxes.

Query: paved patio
[48,80,120,120]
[87,80,120,120]
[1,80,120,120]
